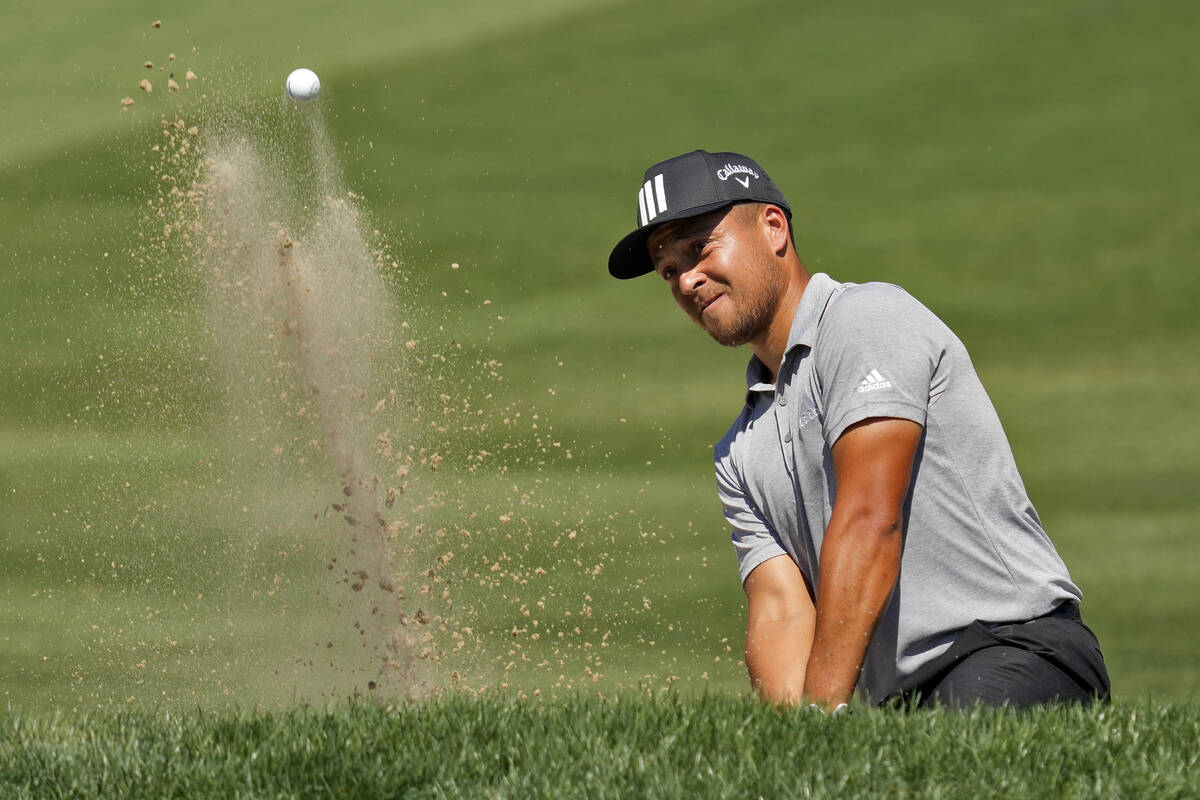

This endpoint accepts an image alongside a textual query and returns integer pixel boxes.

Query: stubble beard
[700,266,784,348]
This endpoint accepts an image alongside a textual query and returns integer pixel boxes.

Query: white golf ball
[285,68,320,102]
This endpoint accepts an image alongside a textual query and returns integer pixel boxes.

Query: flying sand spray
[186,67,435,698]
[103,52,709,708]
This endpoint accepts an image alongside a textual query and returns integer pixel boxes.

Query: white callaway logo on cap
[716,163,760,187]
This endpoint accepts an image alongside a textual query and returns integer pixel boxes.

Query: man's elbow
[748,603,810,628]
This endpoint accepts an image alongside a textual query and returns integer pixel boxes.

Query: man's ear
[761,204,790,257]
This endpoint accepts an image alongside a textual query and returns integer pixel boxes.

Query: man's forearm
[746,612,815,704]
[802,417,920,708]
[802,516,902,708]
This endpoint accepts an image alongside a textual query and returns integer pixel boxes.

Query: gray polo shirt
[714,272,1080,701]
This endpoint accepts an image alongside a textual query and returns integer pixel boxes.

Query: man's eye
[661,266,676,281]
[691,240,709,256]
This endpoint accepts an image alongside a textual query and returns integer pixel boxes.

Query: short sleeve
[714,435,787,585]
[814,284,947,444]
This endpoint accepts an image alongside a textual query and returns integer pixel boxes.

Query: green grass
[3,0,1200,717]
[3,696,1198,798]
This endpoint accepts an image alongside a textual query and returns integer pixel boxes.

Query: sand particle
[138,79,153,93]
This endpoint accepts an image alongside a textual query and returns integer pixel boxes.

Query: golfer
[608,150,1110,709]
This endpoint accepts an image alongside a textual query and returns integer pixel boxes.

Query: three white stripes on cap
[638,173,668,227]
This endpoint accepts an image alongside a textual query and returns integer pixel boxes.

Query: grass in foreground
[3,694,1198,799]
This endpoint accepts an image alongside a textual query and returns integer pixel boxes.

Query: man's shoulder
[713,351,775,466]
[714,400,756,466]
[714,380,782,477]
[823,280,922,318]
[816,280,942,341]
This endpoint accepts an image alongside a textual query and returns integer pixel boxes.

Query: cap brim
[606,199,739,279]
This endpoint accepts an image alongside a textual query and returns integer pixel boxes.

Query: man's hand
[744,554,816,704]
[802,416,923,710]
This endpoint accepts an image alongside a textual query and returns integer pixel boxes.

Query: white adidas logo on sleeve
[856,369,893,393]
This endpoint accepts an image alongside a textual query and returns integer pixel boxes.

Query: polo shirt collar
[743,272,840,398]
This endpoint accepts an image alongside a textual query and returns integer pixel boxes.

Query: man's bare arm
[744,553,816,704]
[802,417,923,709]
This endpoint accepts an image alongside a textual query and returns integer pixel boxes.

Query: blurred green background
[2,0,1198,711]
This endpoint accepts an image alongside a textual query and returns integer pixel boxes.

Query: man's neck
[750,268,810,383]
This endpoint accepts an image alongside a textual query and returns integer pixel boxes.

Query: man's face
[647,204,785,347]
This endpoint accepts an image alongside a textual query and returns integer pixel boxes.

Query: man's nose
[678,266,705,295]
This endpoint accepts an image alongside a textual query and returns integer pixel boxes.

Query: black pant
[886,602,1111,710]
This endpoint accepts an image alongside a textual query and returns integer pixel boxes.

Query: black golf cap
[607,150,791,279]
